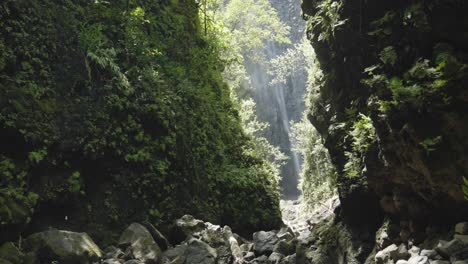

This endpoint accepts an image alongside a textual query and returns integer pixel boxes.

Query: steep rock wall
[301,0,468,261]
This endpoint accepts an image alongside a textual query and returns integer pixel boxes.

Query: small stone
[455,223,468,235]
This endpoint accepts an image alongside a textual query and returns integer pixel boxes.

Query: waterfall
[245,0,307,199]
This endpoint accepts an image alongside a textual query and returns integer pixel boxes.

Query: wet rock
[456,223,468,235]
[119,223,162,263]
[23,229,102,263]
[0,242,23,263]
[184,238,217,264]
[253,231,279,256]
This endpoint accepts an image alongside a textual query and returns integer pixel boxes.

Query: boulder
[244,252,256,261]
[161,245,188,263]
[143,222,171,250]
[184,238,217,264]
[429,261,450,264]
[175,215,206,239]
[119,223,162,263]
[23,229,102,263]
[455,235,468,243]
[435,239,468,258]
[251,255,268,264]
[0,242,23,263]
[408,256,429,264]
[104,246,125,259]
[277,227,294,241]
[253,231,279,256]
[240,243,253,253]
[420,249,438,259]
[273,240,295,256]
[396,244,410,260]
[455,223,468,235]
[409,246,421,257]
[279,254,295,264]
[375,244,398,264]
[268,252,284,264]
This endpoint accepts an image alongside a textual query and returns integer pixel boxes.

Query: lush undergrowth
[0,0,281,244]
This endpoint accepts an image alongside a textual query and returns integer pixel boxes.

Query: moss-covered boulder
[23,229,102,264]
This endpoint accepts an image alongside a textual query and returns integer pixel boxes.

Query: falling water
[245,0,307,199]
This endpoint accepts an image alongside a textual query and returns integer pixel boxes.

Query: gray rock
[456,223,468,235]
[277,227,294,241]
[244,251,256,261]
[420,249,438,258]
[273,240,295,256]
[409,246,421,257]
[279,254,296,264]
[408,256,429,264]
[240,243,253,253]
[436,239,468,258]
[102,259,124,264]
[396,244,410,260]
[119,223,162,263]
[396,261,409,264]
[23,229,102,263]
[104,246,125,259]
[184,238,217,264]
[253,231,279,256]
[251,255,268,264]
[143,222,171,250]
[452,261,468,264]
[215,245,231,264]
[375,244,398,264]
[268,252,284,264]
[429,260,450,264]
[162,245,188,263]
[175,215,206,238]
[455,235,468,243]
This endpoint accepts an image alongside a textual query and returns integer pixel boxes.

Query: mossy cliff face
[302,0,468,252]
[0,0,281,244]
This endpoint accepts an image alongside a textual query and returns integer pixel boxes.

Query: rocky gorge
[1,0,468,263]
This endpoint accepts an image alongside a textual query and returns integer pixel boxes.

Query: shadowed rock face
[300,0,468,262]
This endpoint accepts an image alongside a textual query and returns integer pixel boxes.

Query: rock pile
[0,215,298,264]
[375,222,468,264]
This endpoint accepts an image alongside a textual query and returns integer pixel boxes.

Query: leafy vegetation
[0,0,282,242]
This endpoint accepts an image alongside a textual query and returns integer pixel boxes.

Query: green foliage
[291,116,337,210]
[379,46,397,66]
[419,136,442,154]
[343,114,376,177]
[307,0,348,42]
[463,177,468,201]
[0,0,281,240]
